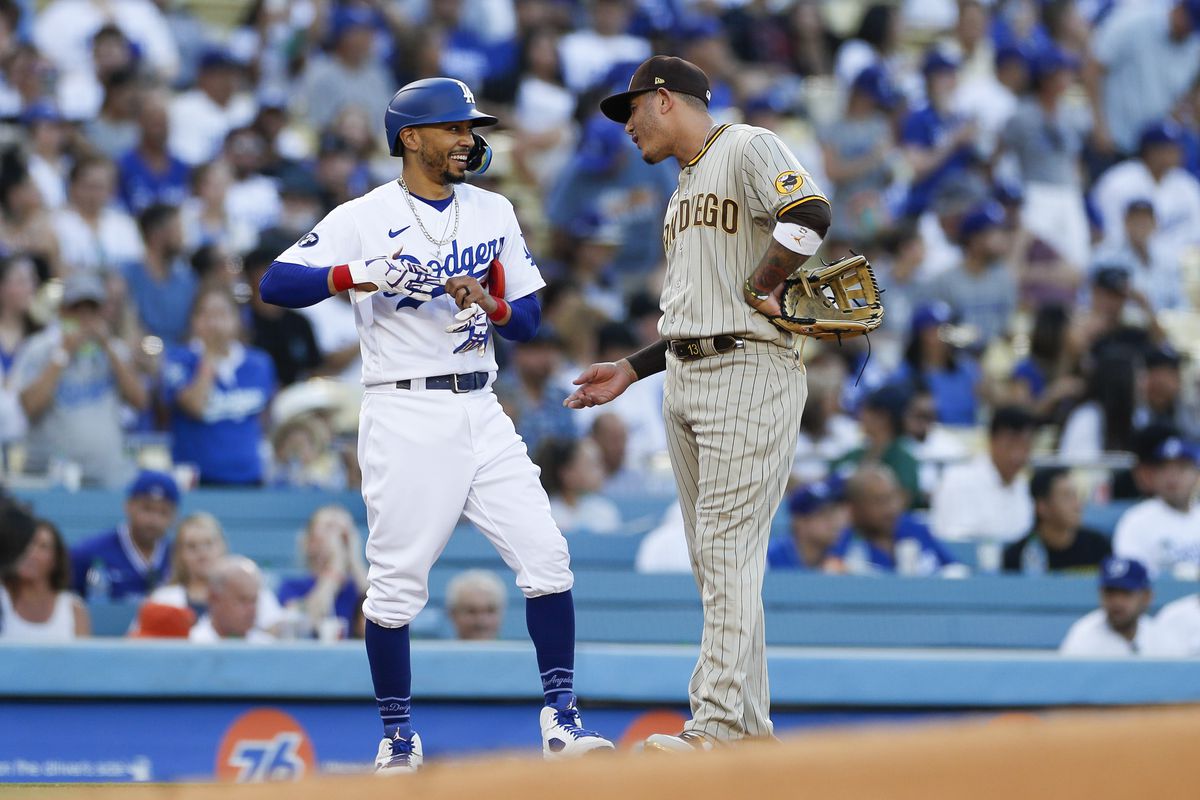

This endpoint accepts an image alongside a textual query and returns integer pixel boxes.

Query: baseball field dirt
[21,706,1199,800]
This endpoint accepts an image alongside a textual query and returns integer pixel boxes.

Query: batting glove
[332,257,440,302]
[445,303,489,356]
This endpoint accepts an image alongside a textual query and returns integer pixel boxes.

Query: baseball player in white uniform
[261,77,612,772]
[566,57,832,749]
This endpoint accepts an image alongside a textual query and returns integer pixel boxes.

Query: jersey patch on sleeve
[298,232,319,248]
[774,171,804,195]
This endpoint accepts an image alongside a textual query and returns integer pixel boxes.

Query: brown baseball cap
[600,56,711,123]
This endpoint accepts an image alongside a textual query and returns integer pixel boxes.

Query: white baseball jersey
[276,181,545,384]
[1058,609,1182,657]
[1153,594,1200,656]
[658,123,826,343]
[1111,498,1200,578]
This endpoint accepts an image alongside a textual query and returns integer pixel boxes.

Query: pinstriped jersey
[658,123,826,343]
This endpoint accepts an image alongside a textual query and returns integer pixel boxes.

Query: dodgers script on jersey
[658,123,825,344]
[276,181,545,383]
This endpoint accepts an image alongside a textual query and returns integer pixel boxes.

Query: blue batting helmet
[384,78,498,158]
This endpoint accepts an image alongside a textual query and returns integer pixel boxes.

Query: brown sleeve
[779,197,832,238]
[626,339,669,379]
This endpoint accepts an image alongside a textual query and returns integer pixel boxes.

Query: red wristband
[330,264,353,293]
[487,298,510,323]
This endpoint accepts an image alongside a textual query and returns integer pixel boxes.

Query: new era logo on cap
[654,77,665,85]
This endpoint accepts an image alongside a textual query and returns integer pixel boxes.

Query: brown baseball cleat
[643,731,717,753]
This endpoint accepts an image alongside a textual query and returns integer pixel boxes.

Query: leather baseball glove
[770,253,884,340]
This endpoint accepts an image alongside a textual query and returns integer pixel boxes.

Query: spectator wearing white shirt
[930,406,1036,544]
[1084,1,1200,157]
[1060,557,1180,657]
[23,104,68,211]
[189,555,275,643]
[1092,200,1187,313]
[221,126,282,236]
[1112,436,1200,579]
[1091,122,1200,259]
[168,50,257,167]
[557,0,650,94]
[535,437,622,535]
[33,0,180,84]
[53,156,143,275]
[1153,592,1200,656]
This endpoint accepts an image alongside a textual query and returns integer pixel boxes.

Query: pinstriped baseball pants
[663,341,807,741]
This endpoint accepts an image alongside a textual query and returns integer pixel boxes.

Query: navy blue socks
[526,590,576,707]
[365,620,412,737]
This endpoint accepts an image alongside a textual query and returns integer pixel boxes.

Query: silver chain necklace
[398,177,459,253]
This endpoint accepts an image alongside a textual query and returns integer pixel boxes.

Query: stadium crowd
[2,0,1200,655]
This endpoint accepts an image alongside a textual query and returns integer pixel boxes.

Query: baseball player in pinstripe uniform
[566,56,832,750]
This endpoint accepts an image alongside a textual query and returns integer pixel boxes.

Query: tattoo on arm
[749,239,809,295]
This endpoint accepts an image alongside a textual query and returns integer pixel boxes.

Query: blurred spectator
[1071,267,1162,363]
[511,27,577,189]
[557,0,649,94]
[826,465,958,576]
[58,23,136,124]
[634,500,688,574]
[589,412,636,494]
[298,7,393,133]
[1084,1,1200,157]
[1133,346,1200,440]
[834,3,903,87]
[0,519,89,640]
[23,104,69,210]
[1007,304,1084,426]
[534,437,622,535]
[1092,122,1200,259]
[180,160,259,255]
[53,156,144,275]
[34,0,179,83]
[820,65,898,243]
[267,379,356,491]
[69,469,177,601]
[1059,557,1180,656]
[168,49,256,167]
[296,289,361,383]
[900,49,980,219]
[931,406,1036,544]
[190,555,275,643]
[998,46,1090,268]
[956,43,1028,158]
[767,478,846,571]
[244,247,321,387]
[446,568,506,641]
[932,201,1018,346]
[224,126,283,233]
[1154,590,1200,657]
[116,90,191,215]
[1091,200,1185,313]
[1112,436,1200,579]
[12,273,146,486]
[1003,467,1112,574]
[562,215,625,321]
[278,505,369,640]
[147,512,284,634]
[0,148,61,275]
[792,362,862,483]
[833,385,922,507]
[891,301,982,426]
[0,254,39,446]
[997,177,1082,309]
[872,223,925,356]
[123,203,197,345]
[903,383,969,498]
[494,328,576,455]
[162,285,276,486]
[1058,355,1137,460]
[85,68,140,160]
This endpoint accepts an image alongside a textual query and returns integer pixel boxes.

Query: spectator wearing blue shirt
[123,203,198,345]
[493,328,578,456]
[900,49,980,218]
[69,470,179,601]
[828,465,958,576]
[1009,304,1084,426]
[767,478,846,571]
[277,505,369,640]
[163,285,276,485]
[117,92,191,215]
[891,302,981,426]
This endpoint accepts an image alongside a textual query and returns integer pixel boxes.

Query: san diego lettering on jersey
[662,192,739,253]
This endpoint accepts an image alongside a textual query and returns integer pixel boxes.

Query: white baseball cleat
[540,695,615,759]
[375,729,423,774]
[643,731,716,753]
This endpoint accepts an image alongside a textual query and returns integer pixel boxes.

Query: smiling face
[402,121,477,185]
[624,91,672,164]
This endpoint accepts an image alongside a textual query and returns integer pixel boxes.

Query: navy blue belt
[395,372,489,393]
